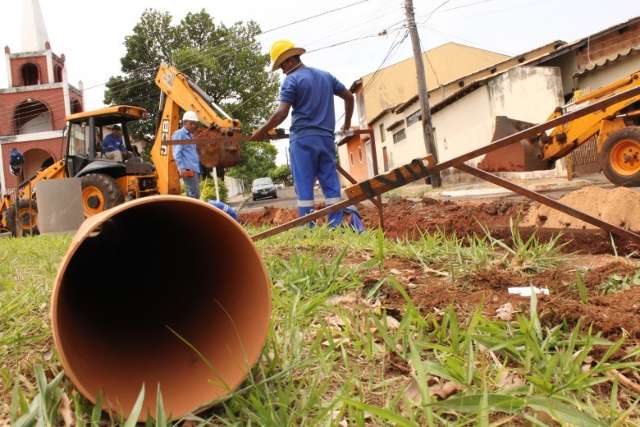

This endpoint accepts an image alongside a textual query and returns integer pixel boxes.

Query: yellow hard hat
[270,40,306,71]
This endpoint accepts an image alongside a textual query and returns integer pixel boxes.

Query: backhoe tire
[81,173,124,217]
[600,126,640,187]
[7,200,39,237]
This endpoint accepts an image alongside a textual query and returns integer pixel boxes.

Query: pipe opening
[52,198,270,418]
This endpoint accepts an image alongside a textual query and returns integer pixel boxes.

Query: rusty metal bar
[336,164,358,185]
[252,85,640,241]
[456,164,640,242]
[368,126,385,230]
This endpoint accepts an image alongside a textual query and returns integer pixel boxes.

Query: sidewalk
[383,173,610,201]
[227,193,248,209]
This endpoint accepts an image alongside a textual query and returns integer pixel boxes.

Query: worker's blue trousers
[289,134,343,228]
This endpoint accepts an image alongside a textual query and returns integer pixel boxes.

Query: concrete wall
[433,86,494,164]
[366,66,566,181]
[488,67,563,125]
[576,54,640,91]
[224,176,244,197]
[541,53,578,98]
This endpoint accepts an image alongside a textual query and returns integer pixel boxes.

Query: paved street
[230,186,329,212]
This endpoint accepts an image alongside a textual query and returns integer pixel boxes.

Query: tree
[228,142,277,190]
[270,164,292,186]
[104,8,279,144]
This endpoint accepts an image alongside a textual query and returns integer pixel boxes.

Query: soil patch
[524,186,640,231]
[241,197,640,255]
[376,258,640,339]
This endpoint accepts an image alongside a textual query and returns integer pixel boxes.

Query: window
[21,63,39,86]
[406,110,422,126]
[379,123,385,142]
[71,99,82,114]
[392,129,407,143]
[69,123,88,156]
[54,65,63,83]
[14,99,52,134]
[382,147,389,172]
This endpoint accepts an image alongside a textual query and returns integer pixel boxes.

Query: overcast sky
[1,0,639,164]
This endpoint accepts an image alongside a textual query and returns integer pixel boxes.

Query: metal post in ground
[213,167,220,201]
[404,0,441,187]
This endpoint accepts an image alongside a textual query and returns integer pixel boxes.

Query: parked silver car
[251,177,277,200]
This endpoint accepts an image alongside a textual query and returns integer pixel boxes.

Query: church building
[0,0,84,192]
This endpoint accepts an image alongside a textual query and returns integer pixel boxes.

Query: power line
[260,0,371,35]
[2,3,390,128]
[439,0,501,13]
[2,0,377,122]
[421,0,455,25]
[335,27,409,123]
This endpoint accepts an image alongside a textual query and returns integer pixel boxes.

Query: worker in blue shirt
[172,111,201,199]
[102,125,126,162]
[250,40,355,229]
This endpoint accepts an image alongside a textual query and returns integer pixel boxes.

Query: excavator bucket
[478,116,553,172]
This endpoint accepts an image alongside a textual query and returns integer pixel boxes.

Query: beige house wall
[358,43,509,123]
[357,67,566,180]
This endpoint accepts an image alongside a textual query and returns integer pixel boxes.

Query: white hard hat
[182,111,199,122]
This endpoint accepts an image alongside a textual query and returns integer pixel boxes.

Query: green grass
[2,227,640,425]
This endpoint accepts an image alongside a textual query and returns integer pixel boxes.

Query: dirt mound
[240,196,640,255]
[360,198,526,239]
[524,186,640,231]
[241,206,298,226]
[241,198,527,234]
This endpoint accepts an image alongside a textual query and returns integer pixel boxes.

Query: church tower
[0,0,84,192]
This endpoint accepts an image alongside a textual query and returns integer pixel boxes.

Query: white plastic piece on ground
[507,286,550,297]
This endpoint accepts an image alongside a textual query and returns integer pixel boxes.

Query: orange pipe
[50,196,271,419]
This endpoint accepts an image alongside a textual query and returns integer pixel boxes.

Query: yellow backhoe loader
[480,71,640,186]
[0,64,243,236]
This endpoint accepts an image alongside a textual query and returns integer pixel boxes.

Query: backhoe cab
[65,106,157,216]
[0,106,157,236]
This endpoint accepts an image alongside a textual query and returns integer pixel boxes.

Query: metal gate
[569,136,600,176]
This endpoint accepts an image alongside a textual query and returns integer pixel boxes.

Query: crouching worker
[250,39,360,230]
[208,200,240,223]
[343,206,365,233]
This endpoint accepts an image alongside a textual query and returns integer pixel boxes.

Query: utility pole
[404,0,441,187]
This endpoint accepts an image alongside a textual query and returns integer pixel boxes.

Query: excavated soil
[524,186,640,232]
[247,188,640,339]
[241,197,640,255]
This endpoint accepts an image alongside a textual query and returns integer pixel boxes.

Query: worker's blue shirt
[279,66,347,139]
[172,127,200,174]
[102,133,126,152]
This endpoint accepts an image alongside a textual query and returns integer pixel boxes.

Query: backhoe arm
[151,63,242,195]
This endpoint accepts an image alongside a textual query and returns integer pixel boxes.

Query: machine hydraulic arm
[150,63,243,194]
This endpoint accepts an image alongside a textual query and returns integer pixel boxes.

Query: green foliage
[104,9,279,140]
[227,141,277,190]
[200,177,228,202]
[269,164,292,186]
[599,270,640,295]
